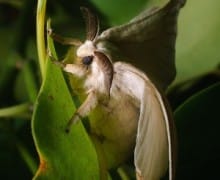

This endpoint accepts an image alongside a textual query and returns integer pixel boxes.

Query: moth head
[73,6,99,68]
[59,7,113,95]
[76,40,113,95]
[69,8,112,95]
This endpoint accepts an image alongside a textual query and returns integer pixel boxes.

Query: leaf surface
[32,57,99,179]
[176,0,220,82]
[174,82,220,179]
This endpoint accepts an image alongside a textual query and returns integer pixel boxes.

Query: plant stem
[0,103,31,118]
[46,19,57,58]
[23,62,38,103]
[36,0,47,80]
[117,167,130,180]
[16,141,38,175]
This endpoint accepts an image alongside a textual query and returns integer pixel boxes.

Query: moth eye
[82,56,93,65]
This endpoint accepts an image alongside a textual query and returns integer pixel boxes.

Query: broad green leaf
[174,82,220,179]
[32,58,99,179]
[176,0,220,82]
[33,1,99,178]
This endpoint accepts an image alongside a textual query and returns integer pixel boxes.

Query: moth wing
[96,0,185,90]
[114,62,176,180]
[134,80,176,180]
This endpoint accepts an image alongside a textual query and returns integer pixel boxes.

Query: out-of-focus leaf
[90,0,168,25]
[174,82,220,179]
[0,52,19,104]
[32,57,99,179]
[14,60,38,103]
[16,141,38,174]
[167,68,220,109]
[176,0,220,82]
[0,119,35,179]
[0,133,32,179]
[0,28,13,68]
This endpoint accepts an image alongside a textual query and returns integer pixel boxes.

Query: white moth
[49,0,185,179]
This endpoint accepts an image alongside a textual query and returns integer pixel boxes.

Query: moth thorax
[76,40,96,57]
[82,61,105,95]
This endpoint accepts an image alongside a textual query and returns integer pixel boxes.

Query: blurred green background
[0,0,220,179]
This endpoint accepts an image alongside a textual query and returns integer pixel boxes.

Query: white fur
[76,40,96,57]
[64,64,86,78]
[84,60,106,94]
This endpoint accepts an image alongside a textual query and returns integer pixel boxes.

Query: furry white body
[63,41,169,179]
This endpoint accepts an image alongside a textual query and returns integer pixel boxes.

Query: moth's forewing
[114,62,176,180]
[135,84,176,180]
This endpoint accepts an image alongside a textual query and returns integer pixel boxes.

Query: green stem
[16,141,38,175]
[36,0,47,80]
[117,167,130,180]
[0,103,31,118]
[23,63,38,103]
[46,19,57,59]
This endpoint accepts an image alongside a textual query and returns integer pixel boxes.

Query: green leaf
[32,57,99,179]
[174,82,220,179]
[33,2,100,178]
[176,0,220,82]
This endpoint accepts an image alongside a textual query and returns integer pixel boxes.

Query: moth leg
[47,28,82,46]
[48,51,86,77]
[65,90,97,133]
[63,64,87,78]
[47,51,65,68]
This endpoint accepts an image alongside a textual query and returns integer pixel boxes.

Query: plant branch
[36,0,47,80]
[0,103,31,118]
